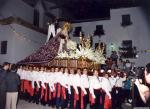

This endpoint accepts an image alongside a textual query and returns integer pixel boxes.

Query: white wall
[70,7,150,66]
[0,24,46,64]
[0,25,14,63]
[0,0,34,23]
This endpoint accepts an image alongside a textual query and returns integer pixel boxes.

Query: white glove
[109,95,111,99]
[92,94,96,99]
[76,91,79,95]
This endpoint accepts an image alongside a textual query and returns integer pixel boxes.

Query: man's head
[3,62,10,71]
[11,64,17,72]
[83,68,88,75]
[93,69,99,77]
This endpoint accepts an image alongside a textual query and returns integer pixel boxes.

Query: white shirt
[115,76,126,88]
[23,70,29,80]
[73,74,81,94]
[80,74,89,94]
[17,69,23,79]
[17,68,22,77]
[109,76,117,88]
[39,71,46,89]
[102,78,112,92]
[61,72,69,88]
[68,74,74,86]
[74,74,81,87]
[21,70,26,80]
[54,71,63,84]
[89,76,101,98]
[32,71,40,88]
[69,74,79,94]
[48,73,55,91]
[102,77,112,99]
[26,71,33,81]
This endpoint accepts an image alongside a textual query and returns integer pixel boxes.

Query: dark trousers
[115,87,123,108]
[61,88,69,109]
[56,83,62,109]
[0,90,6,109]
[75,87,81,109]
[123,89,131,102]
[32,82,40,104]
[82,89,89,109]
[91,89,105,109]
[69,86,74,109]
[111,88,117,109]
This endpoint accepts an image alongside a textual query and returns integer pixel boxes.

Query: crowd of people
[17,66,114,109]
[0,61,150,109]
[17,62,150,109]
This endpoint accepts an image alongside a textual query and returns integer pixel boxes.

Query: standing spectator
[6,64,20,109]
[118,59,125,71]
[110,51,118,66]
[123,74,131,104]
[124,60,132,74]
[0,62,10,109]
[105,57,113,69]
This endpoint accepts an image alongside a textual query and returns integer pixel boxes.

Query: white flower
[57,51,69,58]
[66,40,77,50]
[93,51,106,64]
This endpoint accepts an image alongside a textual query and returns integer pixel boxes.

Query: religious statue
[79,33,92,49]
[19,22,72,64]
[96,42,105,55]
[58,22,71,53]
[84,34,92,49]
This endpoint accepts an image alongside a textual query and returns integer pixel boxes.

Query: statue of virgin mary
[18,22,71,64]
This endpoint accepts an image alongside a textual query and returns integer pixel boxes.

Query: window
[73,26,82,37]
[33,9,39,27]
[121,14,132,26]
[1,41,7,54]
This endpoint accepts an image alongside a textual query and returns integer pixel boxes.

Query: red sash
[24,80,30,93]
[62,86,66,100]
[53,84,56,98]
[29,81,34,96]
[57,83,61,98]
[49,88,52,100]
[100,89,104,104]
[81,90,84,109]
[104,95,112,109]
[41,86,45,99]
[89,93,95,104]
[45,84,48,102]
[74,90,79,108]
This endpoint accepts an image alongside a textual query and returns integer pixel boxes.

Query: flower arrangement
[66,40,77,50]
[57,46,106,64]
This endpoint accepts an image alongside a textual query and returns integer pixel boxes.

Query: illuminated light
[107,70,111,73]
[100,69,104,73]
[136,54,139,58]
